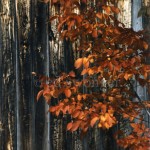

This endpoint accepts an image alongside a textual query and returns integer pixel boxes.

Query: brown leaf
[92,29,98,38]
[50,15,59,22]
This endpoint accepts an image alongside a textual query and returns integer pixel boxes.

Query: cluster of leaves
[36,0,150,149]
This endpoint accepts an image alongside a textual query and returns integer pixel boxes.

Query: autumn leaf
[90,117,99,127]
[69,71,76,77]
[72,110,81,118]
[81,69,88,75]
[92,29,98,38]
[83,57,89,68]
[110,6,120,14]
[124,73,132,80]
[49,106,56,113]
[143,41,148,50]
[67,122,73,131]
[77,94,82,101]
[50,15,59,22]
[71,120,81,132]
[74,58,83,69]
[37,90,43,101]
[96,13,103,19]
[64,89,72,98]
[103,6,111,14]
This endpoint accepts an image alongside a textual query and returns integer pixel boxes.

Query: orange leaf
[49,106,56,113]
[67,122,73,131]
[101,104,107,113]
[69,71,76,77]
[72,110,81,118]
[96,13,103,19]
[143,41,148,50]
[77,94,82,101]
[81,69,88,75]
[74,58,83,69]
[71,120,81,132]
[124,73,132,80]
[44,94,51,103]
[90,117,99,127]
[103,6,111,14]
[111,6,120,14]
[83,58,89,68]
[64,89,72,98]
[37,90,43,101]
